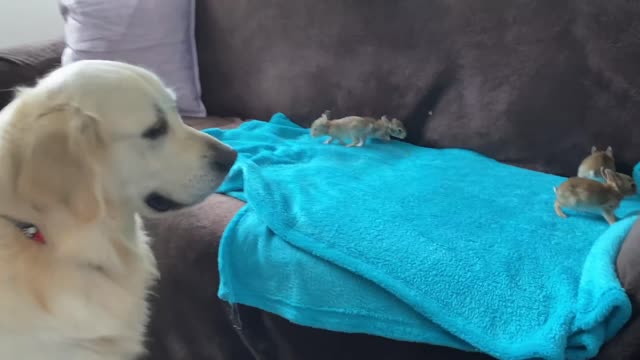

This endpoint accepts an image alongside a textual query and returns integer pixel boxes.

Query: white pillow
[60,0,206,117]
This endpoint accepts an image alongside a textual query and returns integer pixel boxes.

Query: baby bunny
[578,146,615,180]
[310,111,382,147]
[553,167,627,225]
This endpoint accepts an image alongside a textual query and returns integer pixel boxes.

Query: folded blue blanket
[204,113,639,360]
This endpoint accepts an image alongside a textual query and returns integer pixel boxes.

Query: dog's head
[9,60,236,221]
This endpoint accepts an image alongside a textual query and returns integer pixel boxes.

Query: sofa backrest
[195,0,640,176]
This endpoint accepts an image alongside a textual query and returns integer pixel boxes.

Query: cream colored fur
[0,60,235,359]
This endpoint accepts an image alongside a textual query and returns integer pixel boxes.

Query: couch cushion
[60,0,206,117]
[183,116,243,130]
[0,40,64,110]
[195,0,640,176]
[617,220,640,305]
[143,194,251,360]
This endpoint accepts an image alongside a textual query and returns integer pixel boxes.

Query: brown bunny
[577,146,615,180]
[310,110,388,147]
[554,167,626,225]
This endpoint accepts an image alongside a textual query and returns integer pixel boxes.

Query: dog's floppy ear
[15,106,105,223]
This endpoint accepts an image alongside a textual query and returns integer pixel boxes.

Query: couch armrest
[0,39,64,110]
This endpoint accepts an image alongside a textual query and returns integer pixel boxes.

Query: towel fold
[204,113,637,360]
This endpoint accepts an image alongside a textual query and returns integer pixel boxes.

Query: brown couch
[3,0,640,358]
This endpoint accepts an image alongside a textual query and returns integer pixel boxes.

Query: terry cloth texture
[204,113,638,360]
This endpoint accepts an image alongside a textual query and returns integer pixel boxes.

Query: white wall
[0,0,64,48]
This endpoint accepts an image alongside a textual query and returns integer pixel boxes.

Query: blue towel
[204,113,639,360]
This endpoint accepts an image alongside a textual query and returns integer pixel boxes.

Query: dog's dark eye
[143,105,169,140]
[143,120,168,140]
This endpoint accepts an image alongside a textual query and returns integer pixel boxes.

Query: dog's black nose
[211,145,237,172]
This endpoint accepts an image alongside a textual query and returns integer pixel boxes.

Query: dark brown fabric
[196,0,640,177]
[0,40,64,110]
[183,116,243,130]
[617,220,640,302]
[142,194,251,360]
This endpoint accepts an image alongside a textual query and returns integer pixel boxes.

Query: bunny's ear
[602,168,624,189]
[591,146,597,154]
[606,146,613,157]
[602,168,615,181]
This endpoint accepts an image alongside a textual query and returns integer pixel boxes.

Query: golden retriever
[0,60,237,359]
